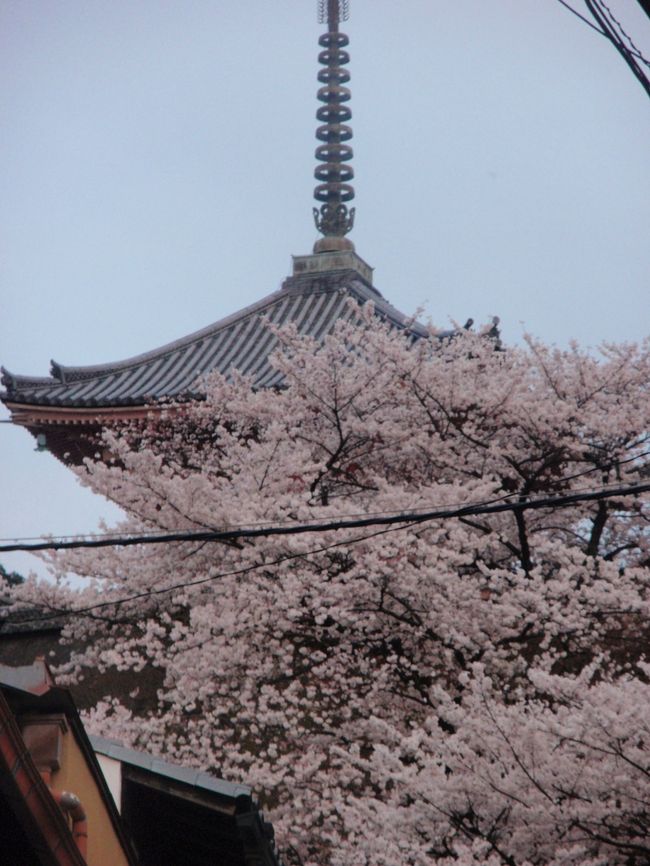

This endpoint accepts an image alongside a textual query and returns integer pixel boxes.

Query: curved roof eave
[1,270,433,412]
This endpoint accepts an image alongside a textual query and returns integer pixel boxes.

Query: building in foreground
[0,660,283,866]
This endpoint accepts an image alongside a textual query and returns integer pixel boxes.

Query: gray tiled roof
[91,733,285,866]
[90,733,252,801]
[1,270,432,409]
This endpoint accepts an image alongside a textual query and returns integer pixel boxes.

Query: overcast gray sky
[1,0,649,580]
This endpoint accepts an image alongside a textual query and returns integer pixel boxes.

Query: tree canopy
[10,309,650,865]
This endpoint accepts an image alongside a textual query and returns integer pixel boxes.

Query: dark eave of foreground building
[0,660,284,866]
[1,268,434,412]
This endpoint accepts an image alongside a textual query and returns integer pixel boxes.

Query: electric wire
[554,0,650,71]
[1,450,647,547]
[555,0,608,34]
[0,482,647,554]
[1,482,647,627]
[584,0,650,96]
[2,520,424,625]
[599,0,650,65]
[2,481,648,626]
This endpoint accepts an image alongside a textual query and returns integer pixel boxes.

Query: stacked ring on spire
[314,31,354,206]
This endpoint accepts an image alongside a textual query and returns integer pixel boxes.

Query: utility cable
[2,520,424,625]
[1,483,647,627]
[555,0,608,35]
[599,0,650,65]
[584,0,650,96]
[0,482,647,554]
[1,451,647,548]
[554,0,650,70]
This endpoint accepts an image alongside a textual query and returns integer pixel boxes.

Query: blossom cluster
[12,311,650,865]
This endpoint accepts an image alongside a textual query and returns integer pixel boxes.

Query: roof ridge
[89,733,253,799]
[47,284,294,383]
[45,274,376,384]
[1,274,445,414]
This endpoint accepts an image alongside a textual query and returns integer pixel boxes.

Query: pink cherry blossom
[9,309,650,865]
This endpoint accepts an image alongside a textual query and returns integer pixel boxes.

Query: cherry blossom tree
[10,308,650,865]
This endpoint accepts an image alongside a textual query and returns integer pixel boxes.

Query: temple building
[1,0,471,464]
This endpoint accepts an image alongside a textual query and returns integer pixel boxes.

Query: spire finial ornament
[313,0,356,253]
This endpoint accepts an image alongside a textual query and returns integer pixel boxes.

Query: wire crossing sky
[1,482,647,554]
[3,481,648,628]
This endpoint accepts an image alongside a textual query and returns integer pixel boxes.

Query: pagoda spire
[312,0,355,253]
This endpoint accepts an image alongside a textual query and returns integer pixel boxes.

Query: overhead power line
[584,0,650,95]
[555,0,609,34]
[555,0,650,88]
[2,521,424,625]
[1,482,647,627]
[6,450,647,547]
[600,0,650,64]
[0,482,647,554]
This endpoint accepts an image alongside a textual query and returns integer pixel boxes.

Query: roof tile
[2,271,430,409]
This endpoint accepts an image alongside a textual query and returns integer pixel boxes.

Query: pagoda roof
[2,269,434,411]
